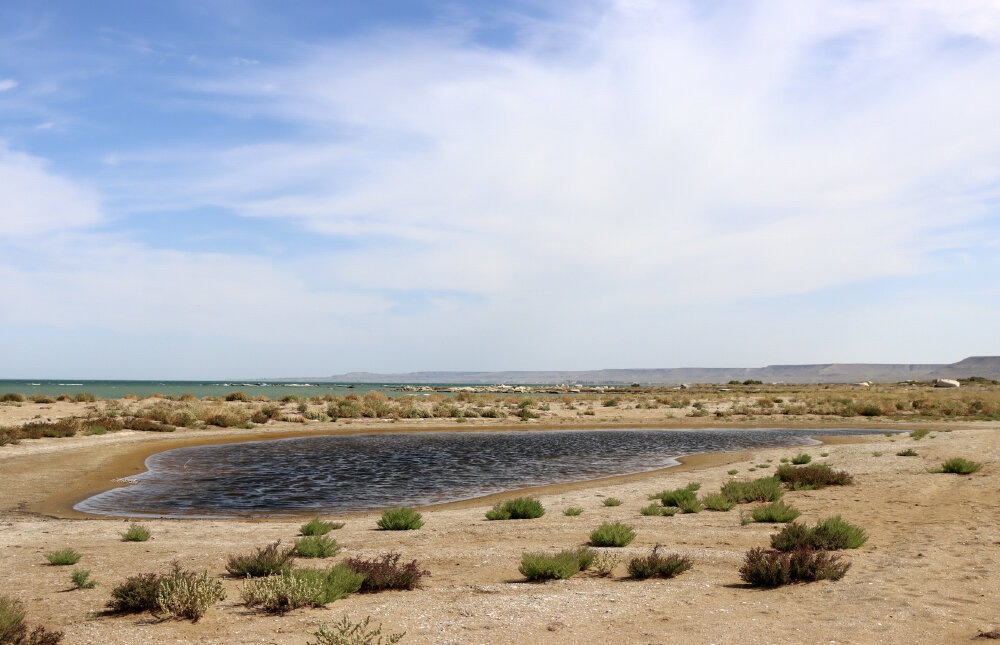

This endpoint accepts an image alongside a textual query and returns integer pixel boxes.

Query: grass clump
[240,565,364,614]
[519,547,596,581]
[896,448,919,456]
[345,553,429,592]
[310,615,405,645]
[626,546,693,579]
[155,568,226,622]
[226,541,295,577]
[44,549,81,566]
[640,503,668,516]
[593,552,620,577]
[775,464,853,490]
[701,493,735,511]
[910,429,929,440]
[651,482,700,508]
[120,523,151,542]
[563,507,584,516]
[300,518,344,536]
[939,457,983,474]
[0,595,63,645]
[295,536,341,558]
[790,453,812,465]
[589,521,636,547]
[70,568,97,590]
[750,501,801,523]
[727,469,738,475]
[602,497,623,507]
[719,476,784,503]
[377,507,424,530]
[771,516,868,551]
[485,497,544,520]
[739,547,850,586]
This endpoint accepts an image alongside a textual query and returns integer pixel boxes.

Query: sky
[1,0,999,379]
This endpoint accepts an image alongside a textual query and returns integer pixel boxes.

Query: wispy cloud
[0,79,17,92]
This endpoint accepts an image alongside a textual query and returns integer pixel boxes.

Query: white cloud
[0,79,17,92]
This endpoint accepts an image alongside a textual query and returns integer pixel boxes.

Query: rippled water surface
[75,428,885,518]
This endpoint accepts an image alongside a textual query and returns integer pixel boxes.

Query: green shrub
[485,497,544,520]
[226,541,295,577]
[896,448,919,457]
[310,615,405,645]
[701,493,735,511]
[739,547,850,586]
[719,476,784,503]
[74,392,96,403]
[45,549,81,566]
[910,429,929,440]
[640,503,665,516]
[940,457,983,474]
[775,464,853,490]
[155,568,226,622]
[108,572,165,613]
[626,546,693,579]
[0,393,25,402]
[790,453,811,465]
[240,565,364,614]
[519,547,596,581]
[751,501,801,523]
[225,391,249,402]
[602,497,622,507]
[651,482,700,508]
[300,518,344,536]
[345,553,429,592]
[377,507,424,530]
[771,516,868,551]
[589,521,636,547]
[295,536,341,558]
[0,594,63,645]
[563,507,584,516]
[70,568,97,590]
[676,496,703,513]
[120,523,151,542]
[727,469,739,475]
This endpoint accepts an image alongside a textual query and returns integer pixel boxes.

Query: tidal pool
[75,428,886,518]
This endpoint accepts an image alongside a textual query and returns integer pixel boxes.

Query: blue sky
[1,0,999,378]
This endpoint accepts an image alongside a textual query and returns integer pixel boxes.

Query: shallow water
[75,428,886,518]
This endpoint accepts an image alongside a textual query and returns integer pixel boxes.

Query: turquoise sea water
[0,379,425,399]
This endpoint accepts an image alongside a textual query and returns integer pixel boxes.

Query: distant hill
[275,356,1000,385]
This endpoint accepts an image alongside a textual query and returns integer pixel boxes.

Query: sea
[0,379,436,399]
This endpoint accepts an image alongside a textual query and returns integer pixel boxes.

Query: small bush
[775,464,853,490]
[225,391,249,402]
[651,482,700,508]
[71,568,97,590]
[519,547,596,581]
[563,507,583,516]
[310,615,405,645]
[739,547,850,586]
[940,457,983,475]
[74,392,96,403]
[593,552,620,577]
[751,501,801,523]
[790,453,811,465]
[640,503,666,516]
[896,448,919,456]
[241,565,364,614]
[701,493,735,511]
[120,523,151,542]
[720,476,784,503]
[108,572,164,613]
[589,521,636,547]
[226,541,295,577]
[295,536,341,558]
[0,595,63,645]
[345,553,429,592]
[910,429,929,440]
[771,516,868,551]
[155,568,226,622]
[485,497,544,520]
[377,507,423,530]
[301,518,344,536]
[727,469,739,475]
[626,546,692,579]
[45,549,81,566]
[602,497,622,507]
[0,393,25,402]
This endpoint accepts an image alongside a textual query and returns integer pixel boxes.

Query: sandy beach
[1,406,997,644]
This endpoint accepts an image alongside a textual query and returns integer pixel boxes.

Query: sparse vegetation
[589,521,636,547]
[910,429,930,440]
[70,569,97,590]
[593,552,620,577]
[519,547,596,581]
[301,518,344,536]
[485,497,545,520]
[791,453,812,464]
[0,594,63,645]
[701,493,736,511]
[896,448,919,456]
[751,501,801,523]
[564,507,584,516]
[602,497,622,507]
[345,553,429,592]
[44,549,81,566]
[295,536,341,558]
[377,508,424,530]
[719,476,784,503]
[226,541,295,577]
[240,565,364,614]
[739,547,850,586]
[120,523,151,542]
[771,516,868,551]
[310,615,406,645]
[775,464,853,490]
[939,457,983,475]
[155,568,226,622]
[626,546,692,579]
[108,572,167,613]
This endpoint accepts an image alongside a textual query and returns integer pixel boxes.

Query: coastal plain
[0,388,998,644]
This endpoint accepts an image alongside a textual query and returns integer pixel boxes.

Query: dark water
[75,428,887,518]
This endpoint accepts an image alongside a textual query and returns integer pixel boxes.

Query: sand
[0,412,997,644]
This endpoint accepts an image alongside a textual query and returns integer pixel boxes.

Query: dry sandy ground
[0,416,997,645]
